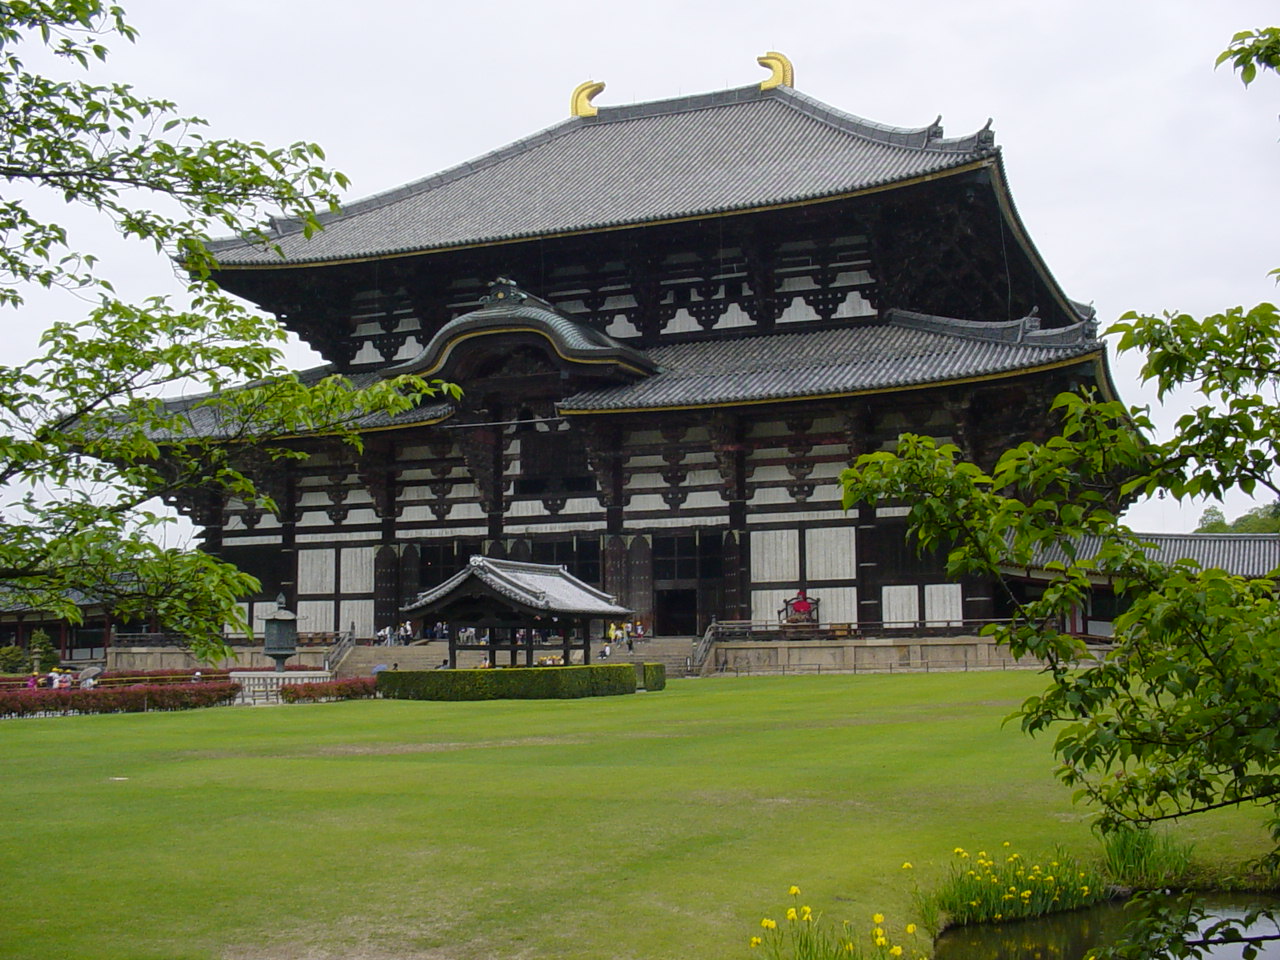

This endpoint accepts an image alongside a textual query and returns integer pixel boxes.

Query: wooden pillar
[581,619,591,665]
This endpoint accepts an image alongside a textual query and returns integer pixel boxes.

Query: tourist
[80,675,96,690]
[25,673,37,690]
[601,641,611,660]
[436,658,449,669]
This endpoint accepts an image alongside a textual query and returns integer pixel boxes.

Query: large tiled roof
[559,310,1101,413]
[157,308,1102,440]
[1029,533,1280,579]
[209,84,996,267]
[402,556,632,617]
[153,366,454,440]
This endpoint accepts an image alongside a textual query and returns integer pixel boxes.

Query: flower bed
[280,677,377,703]
[0,665,319,690]
[0,682,240,718]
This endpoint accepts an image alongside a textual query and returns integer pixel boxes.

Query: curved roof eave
[986,156,1095,325]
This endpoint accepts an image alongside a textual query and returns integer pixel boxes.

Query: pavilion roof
[402,556,632,618]
[208,84,996,267]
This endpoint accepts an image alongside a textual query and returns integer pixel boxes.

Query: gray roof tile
[559,311,1100,413]
[210,85,996,266]
[403,556,632,617]
[1031,534,1280,579]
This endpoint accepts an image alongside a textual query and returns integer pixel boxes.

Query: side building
[170,55,1115,642]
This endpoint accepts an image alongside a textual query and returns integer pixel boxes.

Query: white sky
[7,0,1279,534]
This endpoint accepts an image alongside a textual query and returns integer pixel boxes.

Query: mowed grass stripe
[0,672,1266,960]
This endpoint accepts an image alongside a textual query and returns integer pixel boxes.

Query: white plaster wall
[340,546,376,594]
[297,549,335,595]
[296,599,333,633]
[807,526,857,581]
[881,585,919,627]
[924,583,964,627]
[817,586,859,624]
[751,529,799,583]
[750,588,792,622]
[341,599,375,639]
[296,531,381,544]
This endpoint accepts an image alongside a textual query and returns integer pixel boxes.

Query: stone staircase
[600,636,697,677]
[334,636,698,678]
[334,642,450,678]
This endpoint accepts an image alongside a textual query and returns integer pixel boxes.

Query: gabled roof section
[402,556,632,617]
[559,309,1107,414]
[209,84,997,268]
[387,279,657,380]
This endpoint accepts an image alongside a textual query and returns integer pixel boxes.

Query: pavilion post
[449,633,456,669]
[526,628,534,667]
[582,618,591,665]
[562,631,570,666]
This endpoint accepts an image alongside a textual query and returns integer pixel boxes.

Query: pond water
[932,896,1280,960]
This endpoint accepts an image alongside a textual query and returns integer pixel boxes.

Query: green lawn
[0,672,1267,960]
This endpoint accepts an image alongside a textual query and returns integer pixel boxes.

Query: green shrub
[642,662,666,691]
[0,644,26,674]
[378,664,637,701]
[28,630,58,672]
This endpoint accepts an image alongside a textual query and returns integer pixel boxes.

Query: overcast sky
[10,0,1280,534]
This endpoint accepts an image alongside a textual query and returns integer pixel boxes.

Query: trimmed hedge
[0,682,240,718]
[378,664,637,701]
[642,662,667,691]
[280,677,377,703]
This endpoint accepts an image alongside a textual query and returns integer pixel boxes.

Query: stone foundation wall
[704,635,1027,676]
[106,646,328,672]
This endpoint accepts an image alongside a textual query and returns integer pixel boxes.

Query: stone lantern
[260,593,298,673]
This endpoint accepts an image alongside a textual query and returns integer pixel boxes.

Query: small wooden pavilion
[402,556,632,668]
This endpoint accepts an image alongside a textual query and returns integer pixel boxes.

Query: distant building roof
[402,556,632,618]
[208,84,996,267]
[1022,533,1280,580]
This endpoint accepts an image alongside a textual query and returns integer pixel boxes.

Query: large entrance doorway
[654,588,698,636]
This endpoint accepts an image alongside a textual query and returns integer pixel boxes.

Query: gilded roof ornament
[757,51,794,90]
[570,80,606,118]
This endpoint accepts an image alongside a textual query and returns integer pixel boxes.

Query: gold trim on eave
[758,51,794,90]
[571,80,606,117]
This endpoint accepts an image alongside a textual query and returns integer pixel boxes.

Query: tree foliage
[1195,501,1280,533]
[842,31,1280,960]
[0,2,454,661]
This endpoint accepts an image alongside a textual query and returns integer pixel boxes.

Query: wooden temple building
[166,53,1115,643]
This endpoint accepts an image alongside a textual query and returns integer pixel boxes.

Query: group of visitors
[599,621,645,659]
[26,669,91,690]
[376,621,417,646]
